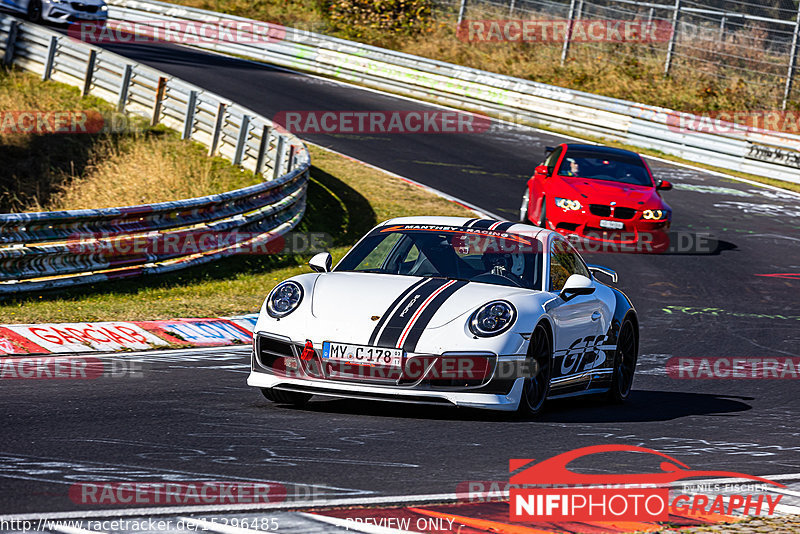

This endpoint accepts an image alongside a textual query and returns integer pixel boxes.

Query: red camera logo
[508,445,784,522]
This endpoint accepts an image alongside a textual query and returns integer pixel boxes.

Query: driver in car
[559,158,581,177]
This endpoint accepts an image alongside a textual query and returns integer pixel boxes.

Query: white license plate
[321,342,403,367]
[599,219,624,230]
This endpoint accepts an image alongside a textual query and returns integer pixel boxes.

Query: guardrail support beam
[560,0,577,67]
[664,0,682,76]
[287,145,296,173]
[182,90,198,140]
[782,2,800,111]
[255,125,271,176]
[151,76,167,126]
[82,49,96,96]
[209,102,226,156]
[233,114,250,165]
[272,136,286,180]
[3,20,18,65]
[117,64,132,112]
[42,35,57,81]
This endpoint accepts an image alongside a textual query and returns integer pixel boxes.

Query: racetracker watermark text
[0,518,280,533]
[456,19,673,43]
[667,357,800,379]
[1,111,145,135]
[0,356,141,379]
[67,232,332,256]
[69,20,287,44]
[272,111,491,134]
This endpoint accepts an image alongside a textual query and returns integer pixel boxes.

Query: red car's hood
[557,177,665,207]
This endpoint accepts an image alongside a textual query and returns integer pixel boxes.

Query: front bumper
[248,333,526,411]
[548,205,670,253]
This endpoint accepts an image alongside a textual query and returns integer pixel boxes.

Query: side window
[549,239,590,291]
[544,146,563,174]
[353,233,402,271]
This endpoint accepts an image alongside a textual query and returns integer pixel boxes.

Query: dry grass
[0,144,475,323]
[166,1,795,117]
[0,67,259,213]
[48,134,260,210]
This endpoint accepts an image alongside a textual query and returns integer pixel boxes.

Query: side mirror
[535,165,550,177]
[657,180,673,191]
[309,252,332,273]
[586,264,618,283]
[559,274,596,301]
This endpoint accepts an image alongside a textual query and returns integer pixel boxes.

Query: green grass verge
[0,145,474,323]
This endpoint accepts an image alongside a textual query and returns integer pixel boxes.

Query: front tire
[537,197,547,228]
[519,189,530,223]
[608,318,637,403]
[27,0,43,22]
[261,388,312,406]
[518,323,552,417]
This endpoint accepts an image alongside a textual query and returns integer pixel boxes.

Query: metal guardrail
[0,15,310,294]
[105,0,800,185]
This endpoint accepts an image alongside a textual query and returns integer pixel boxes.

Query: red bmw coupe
[520,143,673,252]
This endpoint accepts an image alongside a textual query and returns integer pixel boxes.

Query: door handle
[591,311,601,321]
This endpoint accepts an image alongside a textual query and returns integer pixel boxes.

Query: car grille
[71,2,99,12]
[255,335,294,368]
[589,205,636,219]
[614,207,636,219]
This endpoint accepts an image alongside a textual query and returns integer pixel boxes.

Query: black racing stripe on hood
[375,278,450,349]
[367,278,429,346]
[400,280,469,353]
[471,219,496,229]
[493,221,514,232]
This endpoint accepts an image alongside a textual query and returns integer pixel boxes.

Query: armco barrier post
[82,49,96,96]
[273,136,286,180]
[117,64,132,112]
[560,0,577,67]
[233,114,250,165]
[182,90,197,140]
[42,35,57,81]
[3,20,18,65]
[152,76,167,126]
[255,125,271,176]
[782,2,800,111]
[664,0,681,76]
[287,144,296,173]
[209,102,226,156]
[457,0,466,26]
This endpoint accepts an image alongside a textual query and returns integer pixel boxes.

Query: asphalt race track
[2,33,800,521]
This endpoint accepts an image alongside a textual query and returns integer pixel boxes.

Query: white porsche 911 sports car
[248,216,638,415]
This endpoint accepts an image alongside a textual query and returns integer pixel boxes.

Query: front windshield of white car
[336,224,543,290]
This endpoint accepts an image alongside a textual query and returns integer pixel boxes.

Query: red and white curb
[0,314,259,355]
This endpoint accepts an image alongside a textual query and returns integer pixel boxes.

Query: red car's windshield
[558,150,653,187]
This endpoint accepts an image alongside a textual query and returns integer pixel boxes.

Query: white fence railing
[0,14,310,294]
[105,0,800,185]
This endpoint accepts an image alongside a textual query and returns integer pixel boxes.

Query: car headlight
[642,209,668,220]
[469,301,517,337]
[555,197,582,211]
[100,4,108,9]
[267,281,303,318]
